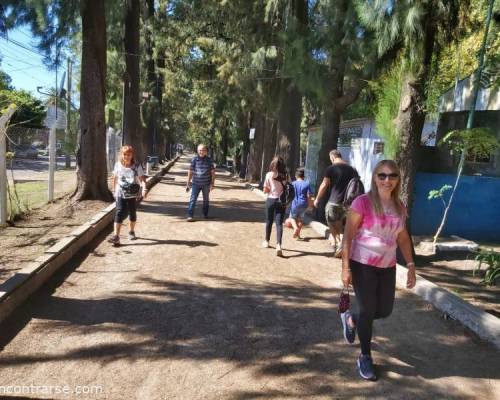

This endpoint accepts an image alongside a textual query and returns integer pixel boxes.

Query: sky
[0,26,57,98]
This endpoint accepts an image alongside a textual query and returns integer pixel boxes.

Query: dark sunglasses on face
[377,172,399,181]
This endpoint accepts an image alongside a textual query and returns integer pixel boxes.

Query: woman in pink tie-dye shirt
[340,160,416,381]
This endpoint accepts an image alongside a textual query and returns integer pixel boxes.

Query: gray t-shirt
[113,162,144,198]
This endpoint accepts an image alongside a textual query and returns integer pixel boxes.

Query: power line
[2,36,42,56]
[1,64,39,73]
[1,60,53,87]
[0,45,47,68]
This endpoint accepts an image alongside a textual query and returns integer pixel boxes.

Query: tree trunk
[394,75,426,211]
[240,110,251,178]
[395,19,436,213]
[317,102,342,180]
[156,49,167,160]
[246,111,265,182]
[275,0,307,176]
[221,119,229,165]
[123,0,143,162]
[73,0,112,202]
[144,0,158,158]
[263,115,277,177]
[276,80,302,176]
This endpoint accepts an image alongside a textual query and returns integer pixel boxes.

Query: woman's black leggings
[350,259,396,356]
[265,197,285,245]
[115,196,137,223]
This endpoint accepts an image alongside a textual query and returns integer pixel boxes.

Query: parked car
[42,142,63,156]
[13,144,38,159]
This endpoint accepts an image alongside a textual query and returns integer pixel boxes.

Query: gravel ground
[0,156,498,400]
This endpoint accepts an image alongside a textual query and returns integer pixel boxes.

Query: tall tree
[359,0,464,210]
[314,0,380,184]
[74,0,111,200]
[3,0,112,201]
[122,0,144,162]
[274,0,308,176]
[143,0,159,158]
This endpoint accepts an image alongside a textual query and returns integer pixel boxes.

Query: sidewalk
[0,156,498,400]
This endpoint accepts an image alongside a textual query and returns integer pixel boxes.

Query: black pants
[265,198,285,245]
[115,196,137,223]
[350,259,396,356]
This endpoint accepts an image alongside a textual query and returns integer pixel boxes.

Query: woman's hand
[406,266,416,289]
[341,265,352,288]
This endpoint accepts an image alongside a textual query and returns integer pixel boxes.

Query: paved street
[0,156,498,400]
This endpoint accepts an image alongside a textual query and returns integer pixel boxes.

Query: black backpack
[343,174,365,208]
[276,179,295,205]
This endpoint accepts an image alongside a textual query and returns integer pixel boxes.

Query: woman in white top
[262,156,288,256]
[108,145,148,246]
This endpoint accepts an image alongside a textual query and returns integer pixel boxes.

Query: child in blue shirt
[290,168,313,239]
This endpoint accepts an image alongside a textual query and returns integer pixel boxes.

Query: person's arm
[111,164,118,197]
[397,228,417,289]
[140,175,148,199]
[342,209,362,288]
[210,165,215,191]
[313,177,330,208]
[187,163,193,188]
[263,174,271,194]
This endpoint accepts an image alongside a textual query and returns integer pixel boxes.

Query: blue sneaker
[340,310,356,344]
[357,354,377,381]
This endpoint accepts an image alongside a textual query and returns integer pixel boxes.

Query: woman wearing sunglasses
[340,159,416,381]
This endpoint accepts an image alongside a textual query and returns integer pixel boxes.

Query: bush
[474,249,500,286]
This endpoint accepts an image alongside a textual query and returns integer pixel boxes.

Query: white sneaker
[262,240,270,248]
[276,244,283,257]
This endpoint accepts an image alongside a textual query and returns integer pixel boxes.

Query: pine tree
[358,0,465,210]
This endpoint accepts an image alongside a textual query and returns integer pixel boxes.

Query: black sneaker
[128,231,137,240]
[340,310,356,344]
[357,354,377,381]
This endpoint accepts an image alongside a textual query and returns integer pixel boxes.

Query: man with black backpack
[314,150,364,257]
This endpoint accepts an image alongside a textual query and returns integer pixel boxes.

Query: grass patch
[7,181,48,219]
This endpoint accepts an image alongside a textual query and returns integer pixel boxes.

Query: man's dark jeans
[188,183,210,217]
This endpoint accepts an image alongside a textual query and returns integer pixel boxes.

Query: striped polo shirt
[190,155,215,186]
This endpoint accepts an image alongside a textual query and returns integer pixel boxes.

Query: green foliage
[0,69,13,90]
[342,89,375,120]
[425,0,500,115]
[0,89,45,128]
[474,249,500,286]
[369,62,404,158]
[439,127,500,158]
[428,184,452,201]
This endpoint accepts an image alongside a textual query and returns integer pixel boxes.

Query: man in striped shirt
[186,144,215,221]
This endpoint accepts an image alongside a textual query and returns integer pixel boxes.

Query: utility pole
[0,105,17,226]
[48,54,58,202]
[65,58,72,168]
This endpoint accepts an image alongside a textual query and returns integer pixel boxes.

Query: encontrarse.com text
[0,384,103,396]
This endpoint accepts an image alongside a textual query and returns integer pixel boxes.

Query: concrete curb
[246,183,500,349]
[0,157,179,325]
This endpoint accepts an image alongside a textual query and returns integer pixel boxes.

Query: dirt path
[0,156,498,400]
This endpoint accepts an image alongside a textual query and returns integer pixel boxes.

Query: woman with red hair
[108,145,148,246]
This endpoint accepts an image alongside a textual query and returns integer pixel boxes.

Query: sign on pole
[249,128,256,140]
[0,105,17,226]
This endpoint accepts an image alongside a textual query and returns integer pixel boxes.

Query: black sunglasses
[377,173,399,181]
